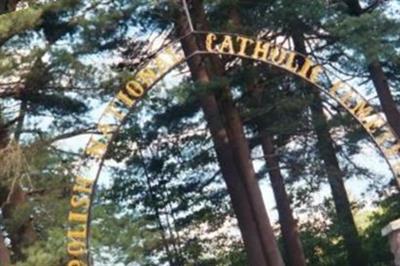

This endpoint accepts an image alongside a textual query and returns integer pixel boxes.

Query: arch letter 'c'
[206,33,217,52]
[217,35,235,54]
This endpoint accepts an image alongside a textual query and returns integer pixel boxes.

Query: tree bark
[342,0,400,138]
[0,233,10,266]
[0,113,9,151]
[0,0,19,15]
[2,183,37,262]
[188,2,285,265]
[0,115,11,266]
[139,149,177,266]
[0,220,10,265]
[260,130,306,266]
[298,31,361,261]
[217,91,284,266]
[292,33,367,266]
[175,9,270,266]
[0,104,35,264]
[368,60,400,138]
[241,48,305,264]
[310,92,368,266]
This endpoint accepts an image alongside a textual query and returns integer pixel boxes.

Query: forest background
[0,0,399,265]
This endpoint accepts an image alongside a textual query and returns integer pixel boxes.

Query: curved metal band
[66,32,400,266]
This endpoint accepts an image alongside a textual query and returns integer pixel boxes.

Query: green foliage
[361,193,399,265]
[1,0,399,265]
[14,229,68,266]
[327,11,400,62]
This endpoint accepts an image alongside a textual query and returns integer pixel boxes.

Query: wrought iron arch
[66,32,400,266]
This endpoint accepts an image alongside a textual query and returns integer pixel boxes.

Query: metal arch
[67,31,400,266]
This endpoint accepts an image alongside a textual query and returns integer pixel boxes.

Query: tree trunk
[0,113,9,151]
[0,102,36,263]
[310,92,368,266]
[140,150,177,266]
[223,5,305,264]
[188,2,285,265]
[0,115,11,265]
[343,0,400,138]
[217,91,284,266]
[260,130,306,266]
[0,226,10,266]
[2,183,37,262]
[0,0,20,15]
[291,33,367,266]
[175,10,269,266]
[368,60,400,138]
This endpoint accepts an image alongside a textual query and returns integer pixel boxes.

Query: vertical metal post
[182,0,194,32]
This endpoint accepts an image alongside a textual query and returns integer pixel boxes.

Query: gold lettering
[126,80,144,98]
[217,35,235,54]
[339,91,354,106]
[71,195,90,209]
[67,239,86,257]
[309,65,322,83]
[136,69,157,87]
[285,52,298,72]
[297,58,313,79]
[271,47,287,65]
[153,47,180,73]
[153,56,168,73]
[68,260,87,266]
[68,212,88,223]
[236,36,254,57]
[384,141,400,157]
[73,176,93,194]
[252,41,271,61]
[85,138,107,158]
[375,131,393,146]
[206,33,217,52]
[162,47,181,66]
[392,161,400,175]
[104,101,125,121]
[329,81,345,96]
[266,46,277,62]
[351,100,373,120]
[68,225,87,239]
[116,91,135,107]
[97,123,115,136]
[363,117,385,133]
